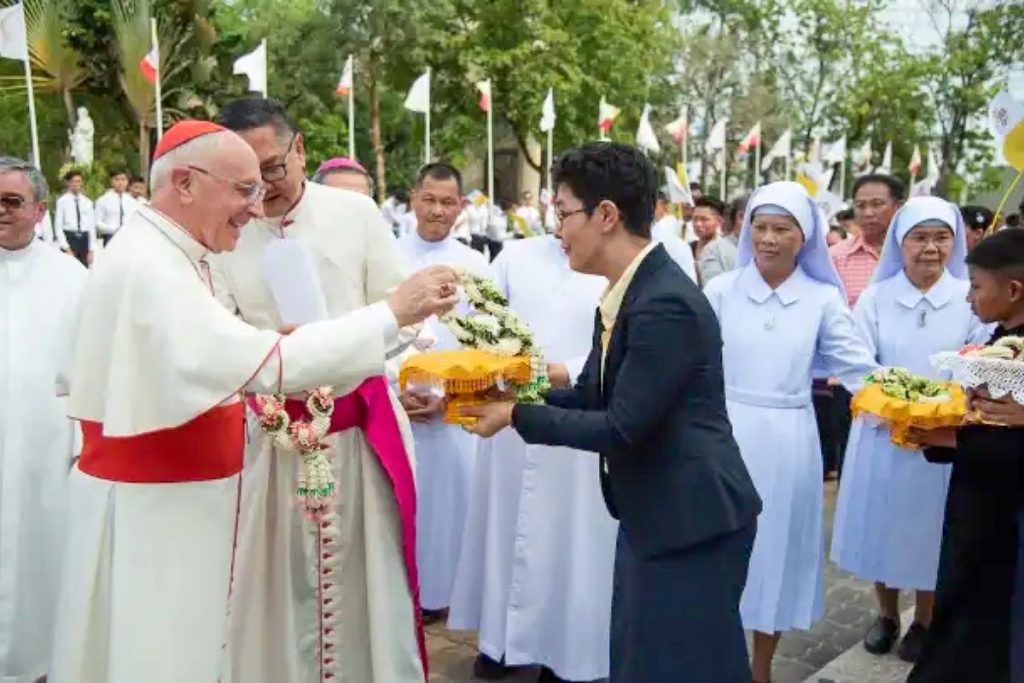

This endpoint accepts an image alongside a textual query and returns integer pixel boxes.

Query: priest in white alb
[212,98,428,683]
[0,157,86,683]
[395,163,491,621]
[49,121,458,683]
[447,234,619,683]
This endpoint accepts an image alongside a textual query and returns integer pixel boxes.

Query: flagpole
[347,76,355,159]
[546,128,553,191]
[720,152,726,200]
[839,155,846,201]
[785,151,791,181]
[151,18,163,140]
[486,82,494,211]
[23,54,39,166]
[682,106,689,170]
[424,67,431,164]
[754,140,761,189]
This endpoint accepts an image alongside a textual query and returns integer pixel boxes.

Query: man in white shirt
[94,169,139,245]
[514,190,543,236]
[129,175,149,206]
[0,156,86,683]
[53,170,94,266]
[692,196,737,285]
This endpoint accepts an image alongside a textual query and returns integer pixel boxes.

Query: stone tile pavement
[426,481,916,683]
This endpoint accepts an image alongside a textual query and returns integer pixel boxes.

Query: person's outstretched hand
[387,265,459,327]
[460,402,514,438]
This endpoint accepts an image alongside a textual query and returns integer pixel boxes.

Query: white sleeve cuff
[368,301,400,348]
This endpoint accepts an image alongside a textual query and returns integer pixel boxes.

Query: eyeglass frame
[555,207,589,226]
[260,132,299,183]
[0,194,31,212]
[187,165,267,206]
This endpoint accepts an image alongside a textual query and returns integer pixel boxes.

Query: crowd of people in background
[4,94,1024,683]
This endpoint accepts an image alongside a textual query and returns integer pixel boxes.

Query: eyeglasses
[187,165,267,206]
[260,132,298,183]
[0,195,29,212]
[556,208,588,226]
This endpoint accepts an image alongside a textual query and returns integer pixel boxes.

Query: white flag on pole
[875,141,893,174]
[761,129,792,171]
[539,88,556,132]
[233,39,267,97]
[636,104,660,153]
[852,139,872,173]
[705,119,727,153]
[0,2,28,61]
[822,136,847,164]
[664,166,694,206]
[404,70,430,113]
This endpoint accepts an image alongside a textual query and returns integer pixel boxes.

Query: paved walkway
[426,481,916,682]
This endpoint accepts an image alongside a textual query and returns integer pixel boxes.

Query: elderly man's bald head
[149,129,265,253]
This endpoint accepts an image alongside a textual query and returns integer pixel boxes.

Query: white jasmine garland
[441,268,551,403]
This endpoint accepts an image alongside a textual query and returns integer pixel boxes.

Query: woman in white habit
[830,196,990,662]
[703,181,877,683]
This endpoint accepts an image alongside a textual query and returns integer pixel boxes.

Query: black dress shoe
[472,653,516,680]
[897,621,928,662]
[863,615,900,654]
[537,667,570,683]
[420,607,447,625]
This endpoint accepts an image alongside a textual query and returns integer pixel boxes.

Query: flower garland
[253,387,337,517]
[440,268,550,403]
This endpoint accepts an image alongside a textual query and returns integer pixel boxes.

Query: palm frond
[24,0,86,93]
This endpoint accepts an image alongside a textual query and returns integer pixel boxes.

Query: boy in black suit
[909,228,1024,682]
[463,142,761,682]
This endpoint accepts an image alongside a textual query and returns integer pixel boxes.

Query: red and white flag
[139,45,159,85]
[598,97,620,133]
[908,144,922,177]
[476,79,491,113]
[335,55,353,96]
[664,112,689,145]
[737,121,761,154]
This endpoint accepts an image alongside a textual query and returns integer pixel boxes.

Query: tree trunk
[368,57,386,203]
[62,87,75,127]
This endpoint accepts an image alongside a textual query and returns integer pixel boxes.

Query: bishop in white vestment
[212,179,427,683]
[447,235,618,682]
[49,122,457,683]
[0,158,86,683]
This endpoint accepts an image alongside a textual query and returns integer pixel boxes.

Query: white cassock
[51,205,402,683]
[0,241,85,683]
[447,236,618,681]
[705,264,876,633]
[210,182,425,683]
[832,272,988,590]
[396,229,490,610]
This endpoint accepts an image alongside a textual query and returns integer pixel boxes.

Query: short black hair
[415,162,463,195]
[109,169,129,179]
[728,196,748,225]
[63,170,82,182]
[694,196,726,217]
[966,228,1024,278]
[689,181,702,192]
[961,205,995,232]
[836,208,855,222]
[130,175,146,185]
[851,173,905,203]
[217,97,300,141]
[1007,213,1022,229]
[552,142,657,238]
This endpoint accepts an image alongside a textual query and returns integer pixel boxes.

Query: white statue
[69,107,95,167]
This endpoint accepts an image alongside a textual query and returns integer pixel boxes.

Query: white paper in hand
[262,238,328,325]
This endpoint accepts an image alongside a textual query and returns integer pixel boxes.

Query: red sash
[78,403,245,483]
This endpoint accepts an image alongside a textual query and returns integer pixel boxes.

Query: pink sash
[246,376,426,679]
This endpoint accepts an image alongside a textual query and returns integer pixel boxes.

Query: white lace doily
[930,352,1024,404]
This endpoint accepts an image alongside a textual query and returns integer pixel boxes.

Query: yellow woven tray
[851,382,966,448]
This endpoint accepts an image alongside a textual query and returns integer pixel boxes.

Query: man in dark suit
[463,142,762,682]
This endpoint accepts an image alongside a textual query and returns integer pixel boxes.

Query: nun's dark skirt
[610,523,755,682]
